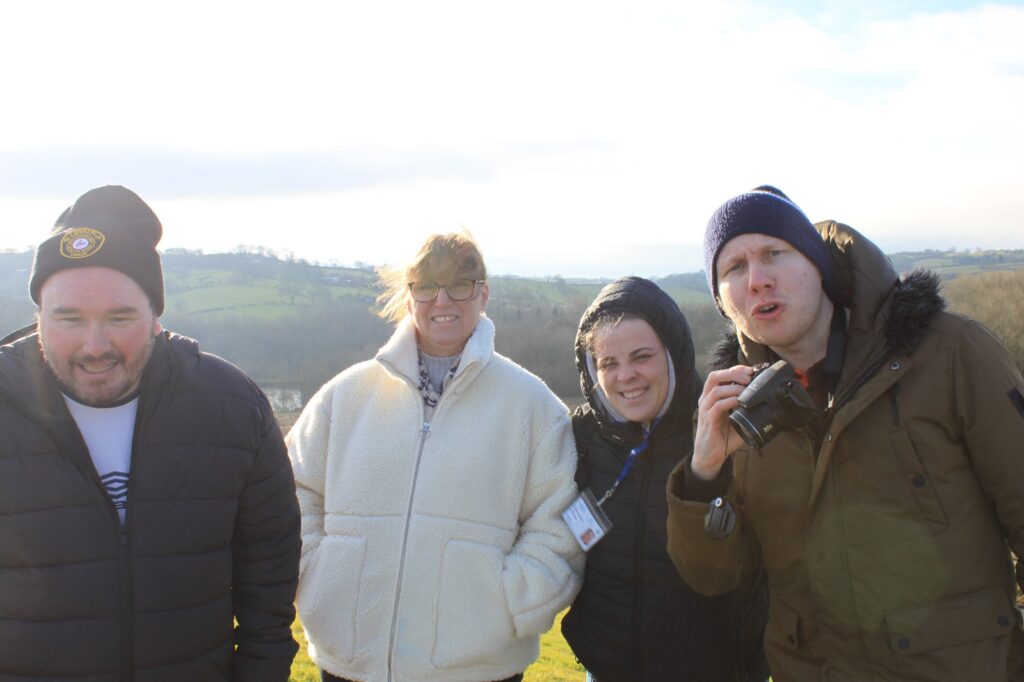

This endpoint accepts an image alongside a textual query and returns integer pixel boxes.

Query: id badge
[561,488,613,552]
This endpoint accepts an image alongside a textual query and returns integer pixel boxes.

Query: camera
[728,360,818,448]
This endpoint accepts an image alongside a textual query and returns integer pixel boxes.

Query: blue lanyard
[597,417,661,507]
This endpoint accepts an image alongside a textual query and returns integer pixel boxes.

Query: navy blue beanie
[703,186,833,312]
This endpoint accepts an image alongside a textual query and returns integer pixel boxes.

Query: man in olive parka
[666,186,1024,681]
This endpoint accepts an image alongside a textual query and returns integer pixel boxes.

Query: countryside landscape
[2,246,1023,680]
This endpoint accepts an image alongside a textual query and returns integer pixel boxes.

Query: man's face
[38,267,161,406]
[716,233,832,364]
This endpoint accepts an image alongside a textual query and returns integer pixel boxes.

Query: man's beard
[40,338,155,407]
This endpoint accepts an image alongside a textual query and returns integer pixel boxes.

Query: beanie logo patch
[59,228,106,260]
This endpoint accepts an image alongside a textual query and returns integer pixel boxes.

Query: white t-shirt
[62,394,139,524]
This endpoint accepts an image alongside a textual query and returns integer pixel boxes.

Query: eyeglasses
[408,279,484,302]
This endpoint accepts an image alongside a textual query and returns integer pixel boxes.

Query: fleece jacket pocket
[431,539,514,669]
[296,534,367,663]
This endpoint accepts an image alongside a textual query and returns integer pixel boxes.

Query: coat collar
[376,314,495,386]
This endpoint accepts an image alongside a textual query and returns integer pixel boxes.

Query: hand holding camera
[692,360,819,480]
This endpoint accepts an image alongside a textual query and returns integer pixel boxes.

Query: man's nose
[81,323,113,356]
[747,262,774,292]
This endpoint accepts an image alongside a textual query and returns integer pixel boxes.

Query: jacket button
[998,616,1011,627]
[912,475,926,488]
[897,637,911,650]
[826,432,833,442]
[890,361,901,371]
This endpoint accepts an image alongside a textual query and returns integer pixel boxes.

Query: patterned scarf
[417,349,461,410]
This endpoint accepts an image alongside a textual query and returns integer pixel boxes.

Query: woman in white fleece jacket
[287,232,584,682]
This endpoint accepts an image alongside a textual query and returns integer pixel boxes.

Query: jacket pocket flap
[885,586,1017,655]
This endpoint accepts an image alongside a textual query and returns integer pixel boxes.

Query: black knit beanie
[30,186,165,315]
[703,185,833,314]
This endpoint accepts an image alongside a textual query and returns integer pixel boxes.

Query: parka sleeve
[284,387,332,576]
[666,455,759,597]
[952,320,1024,563]
[231,393,302,682]
[502,409,585,638]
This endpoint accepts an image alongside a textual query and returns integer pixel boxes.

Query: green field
[289,611,584,681]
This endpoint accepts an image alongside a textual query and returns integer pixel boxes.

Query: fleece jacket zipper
[386,416,432,682]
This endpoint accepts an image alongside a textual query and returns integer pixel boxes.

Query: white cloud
[1,1,1021,277]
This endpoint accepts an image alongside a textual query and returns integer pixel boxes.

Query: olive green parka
[667,221,1024,681]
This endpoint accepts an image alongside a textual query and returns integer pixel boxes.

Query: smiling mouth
[431,315,458,323]
[74,354,122,375]
[621,387,648,400]
[78,361,119,375]
[756,304,779,315]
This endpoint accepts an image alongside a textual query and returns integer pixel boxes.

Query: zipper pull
[422,421,432,437]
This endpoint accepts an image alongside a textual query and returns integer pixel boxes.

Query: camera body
[728,360,818,448]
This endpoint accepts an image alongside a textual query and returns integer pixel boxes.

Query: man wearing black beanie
[0,186,301,682]
[666,187,1024,681]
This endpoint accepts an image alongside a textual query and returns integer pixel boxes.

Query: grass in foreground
[290,611,584,681]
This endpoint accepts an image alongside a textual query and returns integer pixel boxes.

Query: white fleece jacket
[287,316,584,682]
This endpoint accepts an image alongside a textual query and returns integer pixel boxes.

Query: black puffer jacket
[561,276,768,682]
[0,330,301,682]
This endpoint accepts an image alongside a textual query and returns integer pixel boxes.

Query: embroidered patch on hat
[59,227,106,259]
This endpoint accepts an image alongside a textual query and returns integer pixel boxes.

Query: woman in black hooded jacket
[561,276,768,682]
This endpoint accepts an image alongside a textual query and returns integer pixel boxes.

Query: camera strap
[824,306,847,409]
[596,417,662,507]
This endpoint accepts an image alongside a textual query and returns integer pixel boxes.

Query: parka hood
[574,276,702,443]
[711,221,946,374]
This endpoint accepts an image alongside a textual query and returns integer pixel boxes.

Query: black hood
[574,276,702,444]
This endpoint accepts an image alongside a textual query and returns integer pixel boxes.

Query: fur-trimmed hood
[710,221,946,374]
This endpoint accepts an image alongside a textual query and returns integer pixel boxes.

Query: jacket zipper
[632,455,650,677]
[119,400,145,682]
[814,354,892,451]
[386,416,433,682]
[68,422,136,682]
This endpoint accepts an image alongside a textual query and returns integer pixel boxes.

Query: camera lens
[729,409,768,448]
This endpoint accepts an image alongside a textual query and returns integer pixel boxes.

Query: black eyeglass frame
[407,279,486,302]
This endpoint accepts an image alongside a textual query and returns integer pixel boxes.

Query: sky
[1,0,1021,278]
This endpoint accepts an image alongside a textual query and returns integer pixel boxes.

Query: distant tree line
[943,269,1024,373]
[3,249,1023,408]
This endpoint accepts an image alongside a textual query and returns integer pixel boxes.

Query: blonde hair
[376,231,488,323]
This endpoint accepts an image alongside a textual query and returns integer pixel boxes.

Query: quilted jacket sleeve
[231,394,302,682]
[502,411,585,638]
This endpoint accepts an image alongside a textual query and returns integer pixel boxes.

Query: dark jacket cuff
[676,455,733,503]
